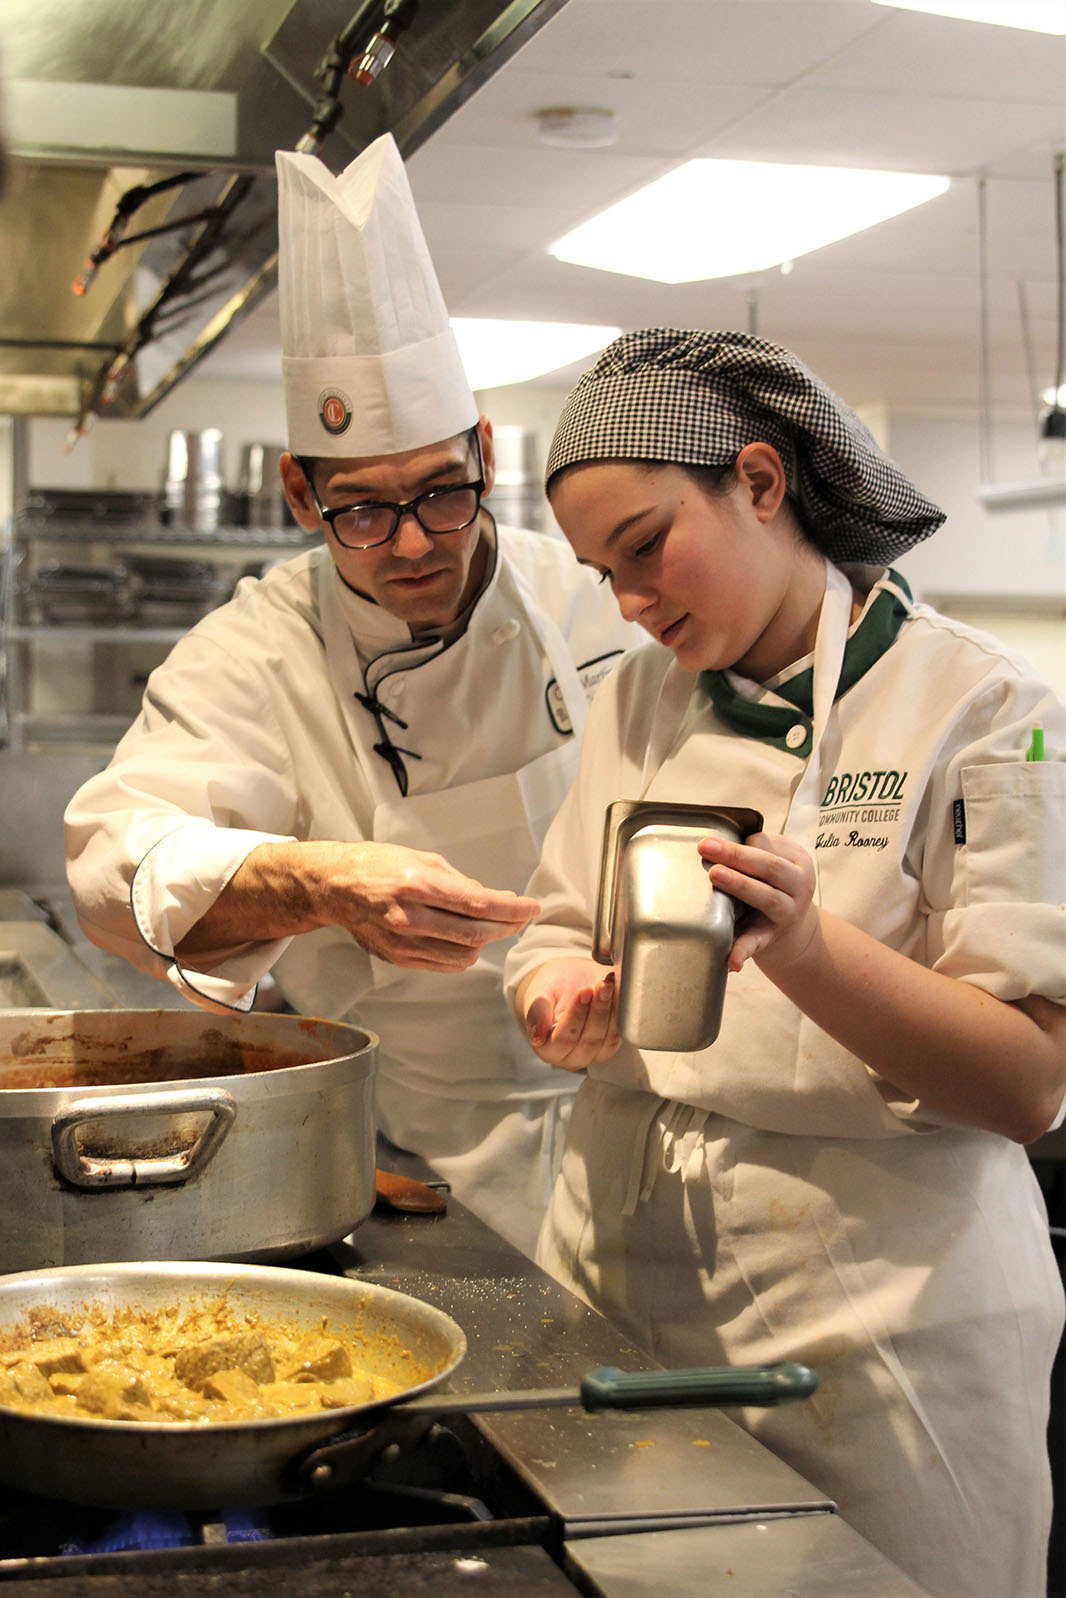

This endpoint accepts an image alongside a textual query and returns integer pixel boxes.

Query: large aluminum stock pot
[0,1009,378,1272]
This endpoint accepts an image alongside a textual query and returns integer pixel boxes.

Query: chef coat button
[786,723,808,749]
[491,619,521,645]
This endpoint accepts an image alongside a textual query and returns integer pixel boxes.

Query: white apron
[325,564,590,1257]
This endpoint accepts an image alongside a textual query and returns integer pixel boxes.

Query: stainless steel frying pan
[0,1261,816,1509]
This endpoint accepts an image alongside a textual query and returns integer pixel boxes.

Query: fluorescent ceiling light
[547,161,950,283]
[1043,384,1066,407]
[451,319,621,389]
[871,0,1066,32]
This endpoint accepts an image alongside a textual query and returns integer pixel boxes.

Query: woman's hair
[551,454,818,549]
[548,456,737,497]
[675,461,738,499]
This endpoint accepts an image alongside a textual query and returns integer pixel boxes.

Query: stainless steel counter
[0,882,199,1010]
[568,1515,928,1597]
[0,916,116,1009]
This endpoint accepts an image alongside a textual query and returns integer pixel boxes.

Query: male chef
[64,134,639,1257]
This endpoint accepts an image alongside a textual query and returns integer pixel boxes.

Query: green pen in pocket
[1026,727,1045,762]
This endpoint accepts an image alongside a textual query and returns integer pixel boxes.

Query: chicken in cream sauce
[0,1300,416,1424]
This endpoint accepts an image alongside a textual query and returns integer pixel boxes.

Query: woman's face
[550,450,822,681]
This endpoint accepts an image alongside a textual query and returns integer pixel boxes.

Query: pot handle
[51,1088,238,1189]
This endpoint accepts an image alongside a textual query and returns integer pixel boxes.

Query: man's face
[282,420,496,631]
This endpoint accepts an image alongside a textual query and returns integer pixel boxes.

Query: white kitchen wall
[890,414,1065,601]
[888,414,1065,697]
[0,416,14,523]
[27,380,289,500]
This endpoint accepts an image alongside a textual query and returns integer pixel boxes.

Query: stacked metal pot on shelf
[17,430,303,631]
[3,430,315,748]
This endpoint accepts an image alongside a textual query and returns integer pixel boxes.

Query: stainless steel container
[236,442,294,528]
[160,428,226,530]
[0,1009,378,1272]
[484,426,546,531]
[593,801,762,1052]
[124,552,224,626]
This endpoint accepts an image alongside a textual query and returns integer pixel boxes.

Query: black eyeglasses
[301,431,485,550]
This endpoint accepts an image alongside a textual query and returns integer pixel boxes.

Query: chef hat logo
[318,389,353,436]
[276,135,477,459]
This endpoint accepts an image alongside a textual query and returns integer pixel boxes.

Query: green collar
[702,570,912,757]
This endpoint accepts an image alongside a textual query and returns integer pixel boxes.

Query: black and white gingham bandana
[544,328,945,565]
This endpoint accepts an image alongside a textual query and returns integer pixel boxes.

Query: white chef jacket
[504,563,1066,1597]
[64,524,640,1257]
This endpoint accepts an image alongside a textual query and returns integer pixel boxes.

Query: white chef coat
[64,523,640,1257]
[504,563,1066,1597]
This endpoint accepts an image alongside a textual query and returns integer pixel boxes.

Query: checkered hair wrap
[544,328,945,565]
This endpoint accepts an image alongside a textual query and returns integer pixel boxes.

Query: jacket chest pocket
[958,760,1065,907]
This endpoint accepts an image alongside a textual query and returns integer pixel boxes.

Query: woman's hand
[703,834,1066,1146]
[516,958,622,1071]
[698,830,819,973]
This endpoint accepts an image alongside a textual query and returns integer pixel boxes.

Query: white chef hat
[276,134,478,458]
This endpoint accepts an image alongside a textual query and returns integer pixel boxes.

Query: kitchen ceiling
[216,0,1066,422]
[1,0,1064,423]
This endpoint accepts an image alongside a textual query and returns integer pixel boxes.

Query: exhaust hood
[0,0,568,430]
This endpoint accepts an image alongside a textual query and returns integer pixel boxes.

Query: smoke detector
[536,107,616,149]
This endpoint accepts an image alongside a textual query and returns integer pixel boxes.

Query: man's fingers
[428,884,540,927]
[391,858,539,927]
[381,903,538,952]
[313,841,541,970]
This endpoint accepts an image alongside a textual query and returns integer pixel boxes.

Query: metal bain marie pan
[593,801,763,1053]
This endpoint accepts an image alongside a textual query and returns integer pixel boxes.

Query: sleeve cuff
[131,821,297,1009]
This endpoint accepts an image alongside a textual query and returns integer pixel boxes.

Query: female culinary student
[504,328,1066,1598]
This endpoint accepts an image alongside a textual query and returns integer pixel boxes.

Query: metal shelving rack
[1,497,320,752]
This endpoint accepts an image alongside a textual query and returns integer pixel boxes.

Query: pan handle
[578,1361,817,1410]
[51,1088,237,1189]
[400,1360,818,1417]
[297,1361,817,1494]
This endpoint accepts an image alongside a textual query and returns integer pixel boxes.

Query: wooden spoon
[374,1168,448,1214]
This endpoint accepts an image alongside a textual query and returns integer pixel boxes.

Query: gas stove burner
[63,1508,211,1555]
[0,1424,494,1564]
